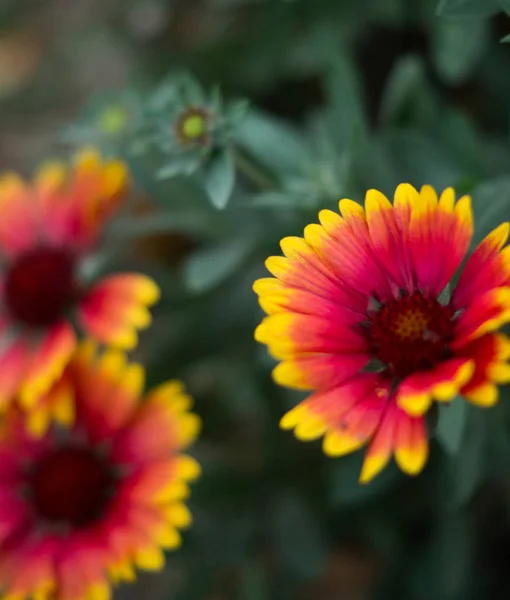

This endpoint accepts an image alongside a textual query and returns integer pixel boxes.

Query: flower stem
[232,147,277,191]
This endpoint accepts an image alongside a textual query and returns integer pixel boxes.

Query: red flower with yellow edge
[254,184,510,483]
[0,341,201,600]
[0,148,160,414]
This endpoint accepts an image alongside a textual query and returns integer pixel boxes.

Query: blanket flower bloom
[254,184,510,482]
[0,342,201,600]
[0,148,160,413]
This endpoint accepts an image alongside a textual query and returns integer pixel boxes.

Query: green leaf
[436,396,468,455]
[379,55,427,126]
[470,177,510,246]
[245,191,317,208]
[498,0,510,14]
[432,18,488,84]
[501,32,510,42]
[435,109,481,173]
[271,491,329,581]
[328,452,402,507]
[183,236,254,293]
[157,156,200,179]
[380,130,464,190]
[235,109,309,176]
[441,409,486,509]
[204,150,236,210]
[322,49,368,149]
[436,0,499,18]
[109,211,225,239]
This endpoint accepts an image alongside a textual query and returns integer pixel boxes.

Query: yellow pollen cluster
[391,309,429,341]
[181,114,207,140]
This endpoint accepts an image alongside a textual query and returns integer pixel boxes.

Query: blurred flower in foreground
[137,72,248,208]
[0,148,159,413]
[0,342,200,600]
[255,185,510,482]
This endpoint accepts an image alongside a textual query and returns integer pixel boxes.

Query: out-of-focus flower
[254,184,510,482]
[0,148,160,413]
[135,72,247,208]
[0,342,201,599]
[61,90,144,153]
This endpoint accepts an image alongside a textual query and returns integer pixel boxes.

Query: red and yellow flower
[254,184,510,482]
[0,148,160,413]
[0,342,201,600]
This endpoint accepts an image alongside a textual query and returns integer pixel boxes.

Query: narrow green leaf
[501,32,510,42]
[436,396,467,455]
[380,130,464,190]
[379,55,427,126]
[183,236,254,293]
[442,410,486,508]
[432,18,488,84]
[235,109,309,175]
[204,150,236,210]
[322,49,368,149]
[245,191,317,208]
[271,491,329,581]
[157,157,199,179]
[436,0,499,18]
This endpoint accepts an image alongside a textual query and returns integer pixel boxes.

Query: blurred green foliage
[2,0,510,598]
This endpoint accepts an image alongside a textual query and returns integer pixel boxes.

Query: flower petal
[255,312,367,360]
[72,346,145,443]
[304,200,394,301]
[18,321,76,410]
[459,333,510,407]
[396,358,474,416]
[78,274,160,350]
[453,223,510,309]
[0,342,31,412]
[265,235,367,314]
[272,353,370,391]
[111,381,201,464]
[453,287,510,347]
[359,403,397,484]
[0,173,39,257]
[365,185,415,293]
[253,277,364,319]
[408,186,473,296]
[393,412,428,476]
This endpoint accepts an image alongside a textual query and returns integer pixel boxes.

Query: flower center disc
[366,291,455,379]
[4,248,76,327]
[29,447,113,527]
[175,108,209,146]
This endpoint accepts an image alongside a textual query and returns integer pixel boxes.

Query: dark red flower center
[29,447,114,527]
[4,248,77,327]
[366,291,455,379]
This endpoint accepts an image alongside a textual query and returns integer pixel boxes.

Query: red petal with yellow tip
[78,274,160,350]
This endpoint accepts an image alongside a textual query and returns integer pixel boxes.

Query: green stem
[233,147,277,191]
